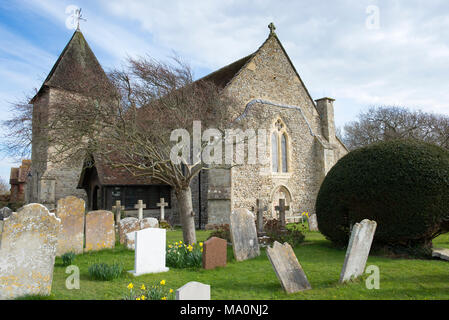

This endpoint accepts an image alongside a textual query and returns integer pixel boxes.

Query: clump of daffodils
[123,280,175,300]
[166,241,203,269]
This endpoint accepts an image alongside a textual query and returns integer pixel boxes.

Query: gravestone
[340,219,377,283]
[124,217,159,250]
[119,217,140,244]
[230,208,260,261]
[157,198,168,221]
[255,199,267,235]
[202,237,227,270]
[432,248,449,261]
[134,200,146,220]
[274,199,289,229]
[308,214,319,231]
[0,207,12,220]
[111,200,124,226]
[266,241,311,293]
[0,204,61,300]
[85,210,115,252]
[176,281,210,300]
[55,196,85,256]
[128,228,169,276]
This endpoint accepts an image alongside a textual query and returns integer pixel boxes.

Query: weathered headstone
[0,207,12,220]
[266,241,311,293]
[308,214,319,231]
[230,208,260,261]
[340,219,377,283]
[119,217,140,244]
[55,196,85,256]
[85,210,115,252]
[157,198,168,221]
[111,200,124,225]
[134,200,146,220]
[124,217,159,250]
[176,281,210,300]
[432,248,449,261]
[128,228,169,275]
[274,199,289,229]
[202,237,227,270]
[256,199,267,235]
[0,204,61,300]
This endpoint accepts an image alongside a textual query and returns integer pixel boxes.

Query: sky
[0,0,448,184]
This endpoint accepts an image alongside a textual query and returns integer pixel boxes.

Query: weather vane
[74,8,87,30]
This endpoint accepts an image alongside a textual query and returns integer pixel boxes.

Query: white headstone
[340,219,377,283]
[176,281,211,300]
[157,198,168,221]
[128,228,169,276]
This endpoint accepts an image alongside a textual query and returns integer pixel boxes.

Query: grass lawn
[44,228,449,300]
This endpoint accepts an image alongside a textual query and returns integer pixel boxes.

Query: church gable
[224,29,322,128]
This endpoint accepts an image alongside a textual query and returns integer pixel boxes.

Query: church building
[27,23,348,228]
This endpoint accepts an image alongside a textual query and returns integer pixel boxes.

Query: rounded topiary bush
[316,140,449,253]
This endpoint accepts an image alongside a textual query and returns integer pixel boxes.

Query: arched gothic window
[272,118,289,173]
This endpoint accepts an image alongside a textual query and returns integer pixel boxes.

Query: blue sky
[0,0,448,184]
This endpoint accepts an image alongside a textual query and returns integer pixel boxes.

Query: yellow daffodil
[136,297,140,300]
[200,248,203,253]
[199,242,203,247]
[160,280,166,285]
[168,245,172,248]
[141,284,146,290]
[141,295,146,300]
[169,289,174,293]
[179,241,182,244]
[187,245,193,252]
[127,283,134,290]
[161,296,167,300]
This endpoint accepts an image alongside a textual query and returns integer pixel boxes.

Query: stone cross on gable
[256,199,268,234]
[112,200,124,225]
[274,198,289,229]
[268,22,276,35]
[134,200,146,220]
[157,198,168,221]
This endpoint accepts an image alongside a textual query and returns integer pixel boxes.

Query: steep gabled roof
[30,29,112,103]
[199,54,254,89]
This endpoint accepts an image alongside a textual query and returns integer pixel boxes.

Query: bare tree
[0,93,34,159]
[46,56,240,244]
[0,178,9,195]
[342,106,449,150]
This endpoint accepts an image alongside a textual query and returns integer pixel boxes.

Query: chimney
[315,97,336,144]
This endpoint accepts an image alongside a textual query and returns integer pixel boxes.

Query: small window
[281,133,288,173]
[271,132,279,172]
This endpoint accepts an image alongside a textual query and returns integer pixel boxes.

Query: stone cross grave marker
[55,196,85,256]
[112,200,124,225]
[230,208,260,261]
[176,281,211,300]
[157,198,168,221]
[0,203,61,300]
[266,241,312,293]
[128,228,169,276]
[85,210,115,252]
[256,199,268,234]
[340,219,377,283]
[134,200,146,220]
[274,199,289,229]
[202,236,227,270]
